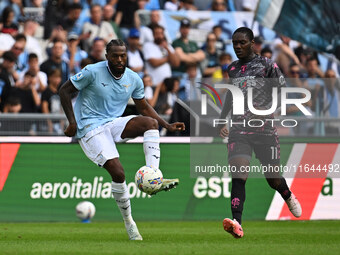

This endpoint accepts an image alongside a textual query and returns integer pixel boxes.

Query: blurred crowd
[0,0,339,135]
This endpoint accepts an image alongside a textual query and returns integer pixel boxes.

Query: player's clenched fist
[64,123,77,137]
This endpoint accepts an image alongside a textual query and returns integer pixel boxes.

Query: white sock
[112,181,133,224]
[143,129,160,169]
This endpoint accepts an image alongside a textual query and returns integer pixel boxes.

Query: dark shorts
[227,133,280,165]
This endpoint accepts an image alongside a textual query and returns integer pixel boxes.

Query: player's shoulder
[82,61,106,74]
[227,60,239,72]
[125,67,142,80]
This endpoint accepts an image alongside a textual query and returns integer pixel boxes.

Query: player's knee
[267,178,281,190]
[104,160,125,182]
[145,117,158,130]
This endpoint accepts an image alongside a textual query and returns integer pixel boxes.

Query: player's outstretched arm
[59,80,79,137]
[133,98,185,132]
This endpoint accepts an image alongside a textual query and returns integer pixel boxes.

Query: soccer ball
[135,166,163,195]
[75,201,96,221]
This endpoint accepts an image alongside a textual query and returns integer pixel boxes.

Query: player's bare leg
[264,167,302,217]
[122,116,179,193]
[223,157,248,238]
[104,158,142,240]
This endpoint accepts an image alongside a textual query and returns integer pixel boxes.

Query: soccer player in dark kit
[219,27,302,238]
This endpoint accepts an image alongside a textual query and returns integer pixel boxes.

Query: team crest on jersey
[122,84,131,92]
[73,71,84,81]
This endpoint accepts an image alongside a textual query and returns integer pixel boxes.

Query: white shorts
[79,115,136,167]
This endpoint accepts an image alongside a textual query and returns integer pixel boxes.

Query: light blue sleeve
[132,75,145,99]
[70,67,94,90]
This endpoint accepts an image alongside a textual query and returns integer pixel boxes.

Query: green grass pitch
[1,221,339,255]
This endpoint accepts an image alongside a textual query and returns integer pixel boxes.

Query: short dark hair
[219,52,232,62]
[28,53,38,60]
[67,2,82,11]
[48,68,62,77]
[2,51,17,62]
[151,24,164,33]
[261,47,272,55]
[164,77,179,92]
[24,70,36,77]
[106,39,126,54]
[306,57,318,64]
[212,25,222,30]
[6,96,21,106]
[233,27,254,41]
[14,33,27,42]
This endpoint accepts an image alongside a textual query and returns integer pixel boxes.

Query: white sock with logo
[143,129,160,169]
[112,181,133,225]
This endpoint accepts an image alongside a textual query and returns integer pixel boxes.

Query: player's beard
[109,61,126,77]
[154,37,165,45]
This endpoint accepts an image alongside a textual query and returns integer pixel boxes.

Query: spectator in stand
[201,32,221,79]
[41,68,64,134]
[115,0,140,40]
[80,58,93,69]
[211,0,227,11]
[43,0,69,39]
[2,96,21,113]
[127,28,144,77]
[212,52,232,81]
[88,37,106,63]
[164,0,180,11]
[0,51,17,111]
[58,3,83,34]
[65,33,88,75]
[81,4,117,52]
[10,70,40,113]
[10,34,29,73]
[142,74,156,106]
[22,19,44,64]
[18,53,47,97]
[287,63,306,89]
[323,69,340,135]
[0,96,24,133]
[154,77,180,116]
[272,35,301,76]
[0,0,23,24]
[286,63,313,135]
[143,24,180,86]
[178,63,199,101]
[179,0,197,10]
[212,25,226,53]
[305,57,325,121]
[261,47,273,59]
[0,6,19,37]
[40,39,70,85]
[172,18,205,77]
[103,4,122,40]
[294,47,323,78]
[253,36,263,55]
[140,10,171,45]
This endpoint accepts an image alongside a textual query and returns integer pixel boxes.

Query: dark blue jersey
[222,55,286,135]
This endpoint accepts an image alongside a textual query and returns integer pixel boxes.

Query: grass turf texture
[0,221,339,255]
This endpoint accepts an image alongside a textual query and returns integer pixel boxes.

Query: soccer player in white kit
[59,39,185,240]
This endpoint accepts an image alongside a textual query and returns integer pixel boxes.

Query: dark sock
[231,178,246,225]
[267,177,291,200]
